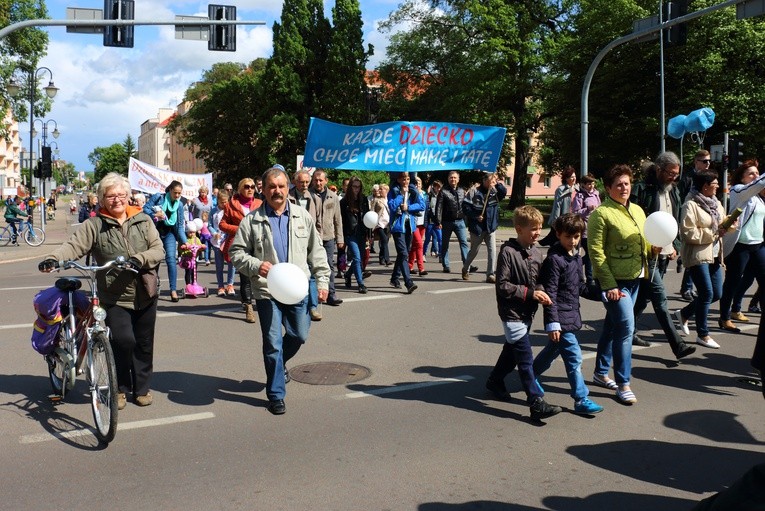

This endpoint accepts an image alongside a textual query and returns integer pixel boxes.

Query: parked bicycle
[43,257,137,444]
[0,219,45,246]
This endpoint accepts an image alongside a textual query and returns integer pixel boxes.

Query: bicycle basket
[31,287,88,355]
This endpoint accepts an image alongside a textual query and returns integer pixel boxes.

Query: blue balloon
[684,107,715,132]
[667,115,687,139]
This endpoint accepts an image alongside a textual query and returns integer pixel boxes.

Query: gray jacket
[229,203,330,300]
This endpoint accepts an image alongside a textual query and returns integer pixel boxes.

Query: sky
[23,0,403,172]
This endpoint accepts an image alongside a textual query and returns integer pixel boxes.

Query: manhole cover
[289,362,371,385]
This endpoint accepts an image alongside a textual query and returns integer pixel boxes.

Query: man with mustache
[229,166,330,415]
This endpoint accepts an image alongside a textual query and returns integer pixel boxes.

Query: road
[0,224,763,510]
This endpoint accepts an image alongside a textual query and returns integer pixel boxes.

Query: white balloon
[363,211,379,229]
[267,262,309,305]
[193,217,204,230]
[643,211,678,248]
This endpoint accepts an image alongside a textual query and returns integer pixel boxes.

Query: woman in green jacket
[39,173,165,410]
[588,164,652,405]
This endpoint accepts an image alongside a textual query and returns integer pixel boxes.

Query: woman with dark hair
[220,177,263,322]
[588,164,652,405]
[340,177,371,293]
[675,170,737,349]
[718,160,765,331]
[144,180,187,302]
[539,166,578,246]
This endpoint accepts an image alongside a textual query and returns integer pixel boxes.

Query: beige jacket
[679,199,726,268]
[311,187,344,244]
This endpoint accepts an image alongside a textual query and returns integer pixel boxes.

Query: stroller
[178,238,209,299]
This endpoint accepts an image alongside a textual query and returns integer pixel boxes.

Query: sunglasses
[242,184,256,190]
[698,159,711,163]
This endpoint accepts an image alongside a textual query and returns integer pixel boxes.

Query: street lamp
[6,66,59,193]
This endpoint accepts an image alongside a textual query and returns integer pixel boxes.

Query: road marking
[429,285,493,294]
[334,295,398,303]
[19,412,215,444]
[337,375,475,400]
[0,286,48,292]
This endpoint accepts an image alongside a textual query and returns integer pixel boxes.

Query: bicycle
[0,218,45,246]
[43,257,136,444]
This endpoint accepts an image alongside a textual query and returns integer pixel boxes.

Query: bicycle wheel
[24,226,45,247]
[0,226,11,246]
[89,332,118,443]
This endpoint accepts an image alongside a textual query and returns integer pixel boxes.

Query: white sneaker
[696,336,720,349]
[674,310,689,336]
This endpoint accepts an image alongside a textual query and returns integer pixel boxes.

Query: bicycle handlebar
[61,257,139,274]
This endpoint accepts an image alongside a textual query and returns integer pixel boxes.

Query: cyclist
[4,196,28,245]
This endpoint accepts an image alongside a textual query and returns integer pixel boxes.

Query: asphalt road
[0,223,763,511]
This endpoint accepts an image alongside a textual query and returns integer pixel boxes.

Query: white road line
[337,375,475,400]
[19,412,215,444]
[0,286,48,292]
[429,285,493,294]
[333,295,398,303]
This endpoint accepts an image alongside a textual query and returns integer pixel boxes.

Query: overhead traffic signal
[663,0,688,46]
[104,0,135,48]
[208,5,236,52]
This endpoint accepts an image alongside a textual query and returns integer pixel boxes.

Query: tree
[88,134,136,183]
[378,0,568,207]
[1,0,50,140]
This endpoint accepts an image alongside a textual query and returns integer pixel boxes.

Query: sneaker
[593,374,618,391]
[443,267,451,274]
[406,283,418,294]
[616,387,637,405]
[362,270,372,279]
[419,270,428,276]
[681,290,695,301]
[226,284,236,296]
[117,392,127,410]
[422,257,427,263]
[486,275,496,283]
[310,309,322,321]
[469,265,479,273]
[430,252,438,257]
[530,397,562,420]
[574,398,604,415]
[485,376,511,401]
[730,311,750,322]
[217,287,226,297]
[675,342,696,360]
[748,305,761,313]
[632,335,651,347]
[673,310,690,336]
[462,269,469,280]
[135,392,153,407]
[696,336,720,349]
[390,280,402,289]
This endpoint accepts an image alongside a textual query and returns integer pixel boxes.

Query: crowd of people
[32,152,764,418]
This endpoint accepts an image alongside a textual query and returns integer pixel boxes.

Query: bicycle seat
[55,278,82,292]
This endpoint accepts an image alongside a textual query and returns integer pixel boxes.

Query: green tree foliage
[1,0,50,140]
[88,134,136,183]
[541,0,765,174]
[378,0,568,207]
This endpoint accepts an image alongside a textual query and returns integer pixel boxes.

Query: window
[526,176,532,188]
[543,175,551,188]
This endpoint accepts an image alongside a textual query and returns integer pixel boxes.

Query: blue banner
[303,117,507,172]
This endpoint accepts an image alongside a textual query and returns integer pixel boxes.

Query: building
[0,108,23,196]
[137,107,174,169]
[168,101,207,174]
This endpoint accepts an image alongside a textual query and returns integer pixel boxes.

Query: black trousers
[105,299,158,396]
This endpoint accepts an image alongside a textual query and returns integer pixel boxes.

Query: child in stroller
[178,219,208,298]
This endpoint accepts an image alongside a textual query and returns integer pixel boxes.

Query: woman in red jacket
[220,177,262,323]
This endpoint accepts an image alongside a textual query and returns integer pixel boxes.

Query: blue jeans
[497,321,544,402]
[721,243,765,319]
[160,231,180,292]
[533,331,589,401]
[255,297,310,401]
[595,279,640,386]
[440,219,469,270]
[345,236,364,286]
[212,246,234,287]
[391,229,414,287]
[681,263,723,337]
[308,277,318,311]
[424,223,442,255]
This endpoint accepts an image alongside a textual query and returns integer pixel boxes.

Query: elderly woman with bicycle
[4,196,29,245]
[39,172,165,411]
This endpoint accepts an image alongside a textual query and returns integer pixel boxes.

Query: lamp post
[7,66,59,193]
[31,118,60,231]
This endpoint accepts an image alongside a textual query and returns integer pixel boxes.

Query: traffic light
[208,5,236,52]
[663,0,688,46]
[729,138,745,171]
[104,0,135,48]
[41,146,52,179]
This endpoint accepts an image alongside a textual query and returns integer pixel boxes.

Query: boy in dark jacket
[486,205,562,421]
[532,214,604,415]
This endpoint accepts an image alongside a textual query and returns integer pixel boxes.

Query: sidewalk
[0,202,78,265]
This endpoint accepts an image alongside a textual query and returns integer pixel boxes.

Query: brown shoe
[245,303,257,323]
[117,392,127,410]
[134,392,152,407]
[486,275,496,283]
[462,269,469,280]
[310,309,322,321]
[718,319,741,333]
[730,311,750,322]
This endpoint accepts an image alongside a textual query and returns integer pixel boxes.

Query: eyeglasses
[242,184,256,190]
[662,170,680,178]
[104,193,128,201]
